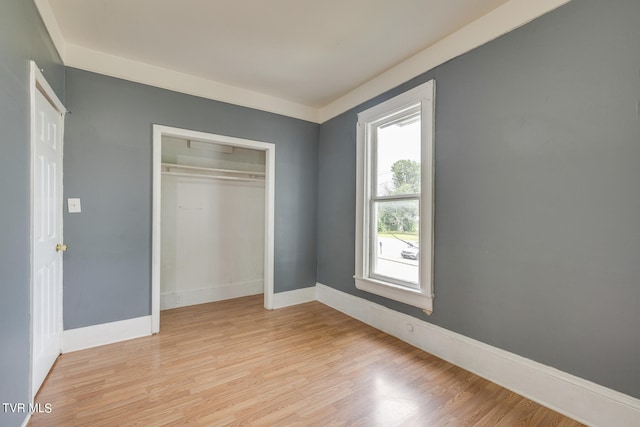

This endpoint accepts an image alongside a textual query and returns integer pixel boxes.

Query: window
[355,80,435,314]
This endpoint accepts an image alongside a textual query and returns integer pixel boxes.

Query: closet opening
[151,125,275,333]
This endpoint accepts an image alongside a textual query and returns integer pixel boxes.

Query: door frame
[151,125,276,333]
[29,61,66,399]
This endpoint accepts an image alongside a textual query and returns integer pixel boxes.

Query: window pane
[375,113,421,197]
[371,199,419,287]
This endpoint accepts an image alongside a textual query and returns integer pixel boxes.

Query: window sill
[354,276,433,314]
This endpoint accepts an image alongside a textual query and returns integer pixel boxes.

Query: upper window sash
[355,80,435,314]
[370,105,421,199]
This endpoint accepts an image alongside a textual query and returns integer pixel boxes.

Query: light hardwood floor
[30,295,583,426]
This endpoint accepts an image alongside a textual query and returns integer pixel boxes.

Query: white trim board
[33,0,66,60]
[61,287,315,354]
[160,281,263,310]
[272,286,317,309]
[152,125,276,333]
[64,44,319,123]
[44,282,640,425]
[34,0,571,124]
[62,287,313,354]
[315,283,640,427]
[317,0,572,122]
[63,316,152,353]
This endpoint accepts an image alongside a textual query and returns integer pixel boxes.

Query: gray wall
[318,0,640,399]
[63,68,318,329]
[2,2,638,425]
[0,1,65,426]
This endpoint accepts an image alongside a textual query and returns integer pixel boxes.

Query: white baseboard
[161,281,263,310]
[56,283,640,426]
[272,286,316,309]
[316,283,640,427]
[63,316,152,353]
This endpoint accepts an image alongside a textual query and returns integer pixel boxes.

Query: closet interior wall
[160,136,266,310]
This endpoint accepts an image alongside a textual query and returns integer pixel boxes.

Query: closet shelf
[161,163,265,182]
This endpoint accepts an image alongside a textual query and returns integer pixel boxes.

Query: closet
[160,135,266,310]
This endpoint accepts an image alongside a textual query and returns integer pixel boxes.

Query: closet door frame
[151,125,275,333]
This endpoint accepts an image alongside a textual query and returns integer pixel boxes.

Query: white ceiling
[39,0,570,122]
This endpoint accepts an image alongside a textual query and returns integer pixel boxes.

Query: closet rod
[161,171,264,183]
[161,162,266,176]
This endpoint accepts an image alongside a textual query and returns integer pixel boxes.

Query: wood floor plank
[30,295,584,426]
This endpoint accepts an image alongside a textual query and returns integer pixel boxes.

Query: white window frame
[354,80,435,314]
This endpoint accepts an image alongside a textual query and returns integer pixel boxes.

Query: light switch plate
[68,198,81,213]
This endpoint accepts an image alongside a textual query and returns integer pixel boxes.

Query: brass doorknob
[56,243,68,252]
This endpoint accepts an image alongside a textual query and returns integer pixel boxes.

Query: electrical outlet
[176,295,183,304]
[406,323,414,333]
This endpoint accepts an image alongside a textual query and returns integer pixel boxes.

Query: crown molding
[318,0,572,122]
[34,0,66,60]
[65,43,320,122]
[35,0,571,124]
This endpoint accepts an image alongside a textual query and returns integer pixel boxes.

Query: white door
[31,85,64,397]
